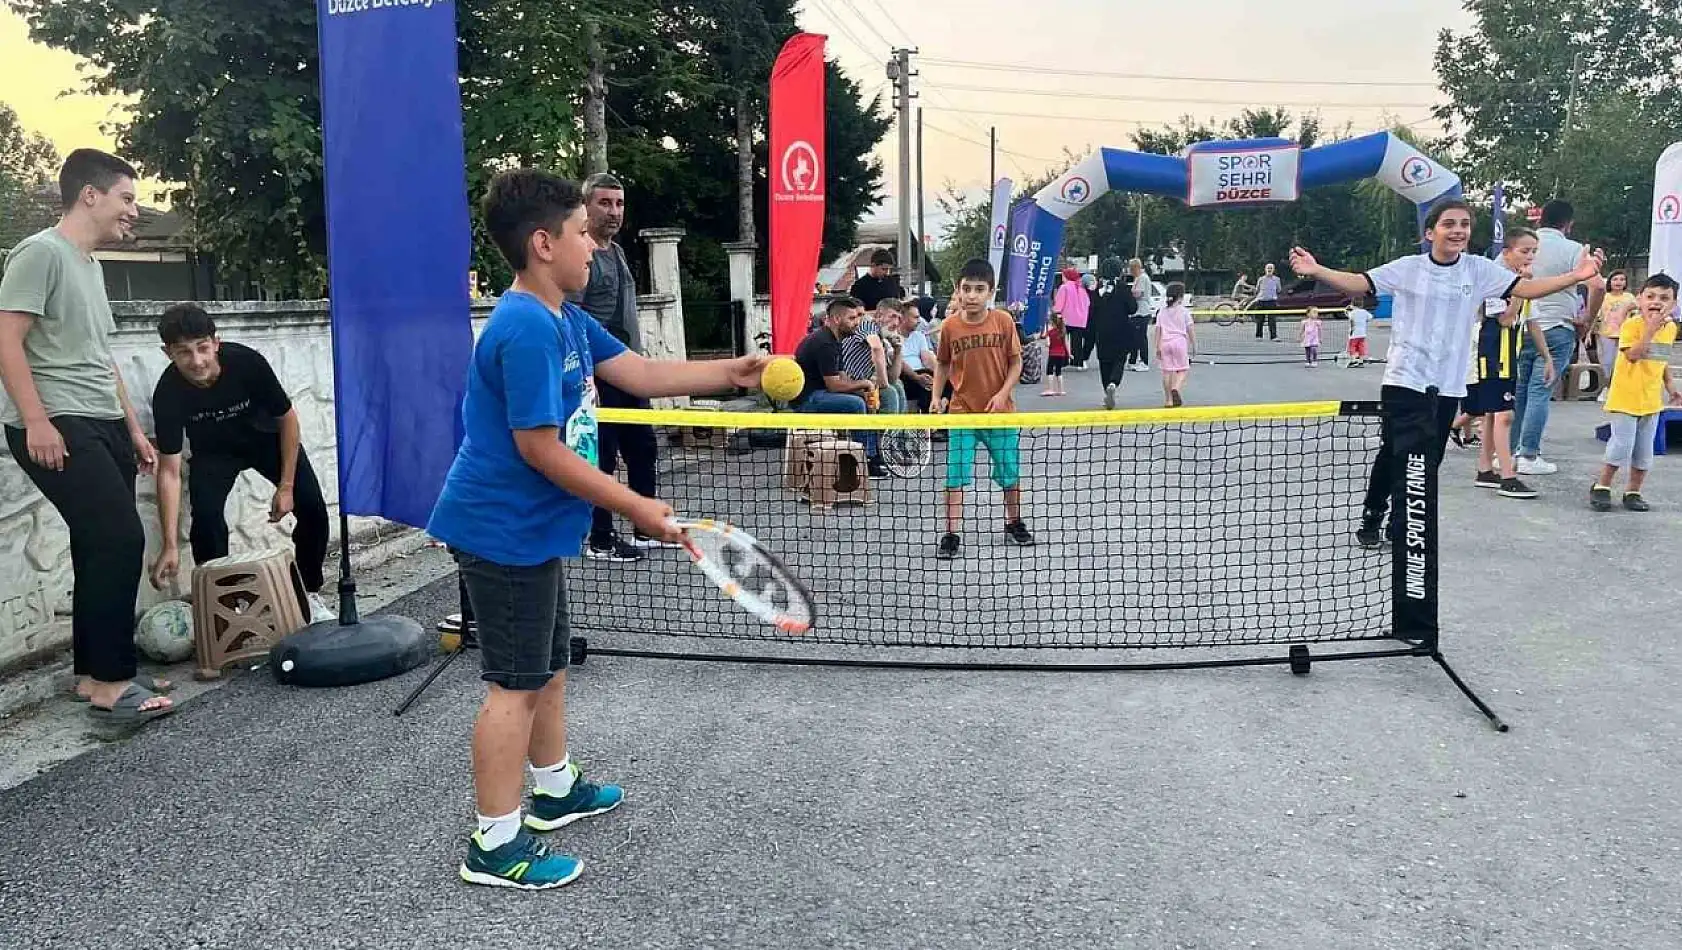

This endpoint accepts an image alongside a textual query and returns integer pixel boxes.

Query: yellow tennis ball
[760,356,805,402]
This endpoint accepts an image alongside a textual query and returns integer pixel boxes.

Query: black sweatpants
[5,417,143,682]
[1099,356,1128,390]
[590,376,659,544]
[1254,308,1279,340]
[1126,316,1152,367]
[188,443,330,592]
[1068,327,1094,366]
[1362,385,1460,523]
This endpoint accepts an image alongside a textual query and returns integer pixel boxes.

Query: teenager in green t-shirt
[0,149,173,727]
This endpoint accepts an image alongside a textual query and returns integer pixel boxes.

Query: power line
[924,103,1464,127]
[805,0,888,63]
[921,80,1440,111]
[922,57,1443,88]
[922,120,1060,164]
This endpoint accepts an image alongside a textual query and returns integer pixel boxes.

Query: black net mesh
[566,404,1391,655]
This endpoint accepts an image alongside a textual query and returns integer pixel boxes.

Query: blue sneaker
[459,828,584,890]
[524,765,624,833]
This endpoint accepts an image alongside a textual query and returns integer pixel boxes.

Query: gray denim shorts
[455,552,572,690]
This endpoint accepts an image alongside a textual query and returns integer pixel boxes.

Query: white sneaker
[307,593,336,624]
[1103,383,1117,410]
[1515,456,1558,476]
[1131,364,1149,373]
[1596,391,1607,403]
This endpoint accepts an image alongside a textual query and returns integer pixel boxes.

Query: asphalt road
[2,350,1678,950]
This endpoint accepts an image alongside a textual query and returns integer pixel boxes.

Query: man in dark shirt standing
[148,304,331,617]
[848,249,904,312]
[568,173,665,563]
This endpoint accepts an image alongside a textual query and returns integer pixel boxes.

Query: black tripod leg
[393,645,466,717]
[394,567,477,717]
[1432,653,1509,732]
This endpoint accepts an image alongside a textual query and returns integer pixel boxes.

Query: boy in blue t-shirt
[428,169,767,890]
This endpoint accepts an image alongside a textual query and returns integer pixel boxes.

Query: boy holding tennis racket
[931,258,1034,559]
[427,168,766,891]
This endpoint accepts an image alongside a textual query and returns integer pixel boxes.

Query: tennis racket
[881,428,932,477]
[672,518,815,634]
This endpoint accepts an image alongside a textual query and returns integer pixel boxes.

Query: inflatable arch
[1002,131,1463,331]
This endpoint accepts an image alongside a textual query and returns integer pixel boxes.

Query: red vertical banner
[769,32,827,354]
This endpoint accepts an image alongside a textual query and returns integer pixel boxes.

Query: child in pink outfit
[1299,307,1323,366]
[1152,282,1196,407]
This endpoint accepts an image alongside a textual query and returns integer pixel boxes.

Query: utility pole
[888,48,917,286]
[916,107,927,295]
[989,126,997,193]
[1554,51,1582,196]
[1133,196,1144,260]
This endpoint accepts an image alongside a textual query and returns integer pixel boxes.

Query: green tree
[0,102,61,249]
[13,0,890,309]
[1537,93,1682,263]
[1434,0,1682,197]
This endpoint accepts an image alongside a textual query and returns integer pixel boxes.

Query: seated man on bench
[148,303,331,620]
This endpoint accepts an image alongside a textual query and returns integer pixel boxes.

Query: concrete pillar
[724,240,768,354]
[638,228,687,363]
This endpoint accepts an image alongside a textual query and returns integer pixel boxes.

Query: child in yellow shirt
[1592,274,1681,512]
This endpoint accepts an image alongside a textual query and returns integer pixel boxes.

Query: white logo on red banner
[777,141,823,201]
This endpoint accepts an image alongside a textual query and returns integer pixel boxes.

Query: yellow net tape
[600,400,1348,431]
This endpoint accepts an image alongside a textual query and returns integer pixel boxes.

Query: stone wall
[0,291,687,674]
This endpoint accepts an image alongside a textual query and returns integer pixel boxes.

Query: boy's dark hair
[583,172,624,197]
[1539,199,1574,230]
[826,295,862,317]
[158,303,217,347]
[1423,197,1473,231]
[1641,273,1680,295]
[481,169,585,272]
[1505,227,1538,245]
[869,248,896,267]
[59,149,138,209]
[958,258,996,289]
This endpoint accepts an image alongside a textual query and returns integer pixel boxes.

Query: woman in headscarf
[1088,257,1139,409]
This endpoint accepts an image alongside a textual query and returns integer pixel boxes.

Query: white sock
[475,809,522,850]
[530,755,576,798]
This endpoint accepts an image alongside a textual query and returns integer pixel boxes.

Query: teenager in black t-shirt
[147,304,330,604]
[848,249,904,312]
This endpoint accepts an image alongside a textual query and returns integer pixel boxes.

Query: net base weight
[1289,644,1312,676]
[571,637,589,666]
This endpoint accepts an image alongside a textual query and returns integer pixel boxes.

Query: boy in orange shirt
[930,258,1034,559]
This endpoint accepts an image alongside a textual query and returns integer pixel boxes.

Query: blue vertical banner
[1489,182,1506,257]
[317,0,473,529]
[1001,200,1066,334]
[1002,199,1035,310]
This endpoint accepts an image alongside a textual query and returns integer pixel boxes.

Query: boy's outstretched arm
[596,351,768,399]
[1511,249,1602,300]
[1287,247,1372,297]
[513,428,680,542]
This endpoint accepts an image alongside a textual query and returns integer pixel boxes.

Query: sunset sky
[2,0,1474,222]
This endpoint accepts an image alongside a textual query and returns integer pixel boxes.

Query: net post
[1389,389,1440,651]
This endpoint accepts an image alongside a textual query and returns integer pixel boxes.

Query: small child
[1152,282,1195,407]
[1591,273,1682,512]
[1042,313,1069,397]
[1345,297,1372,367]
[1299,307,1323,366]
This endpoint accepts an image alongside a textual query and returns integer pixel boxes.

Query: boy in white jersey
[1289,197,1601,548]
